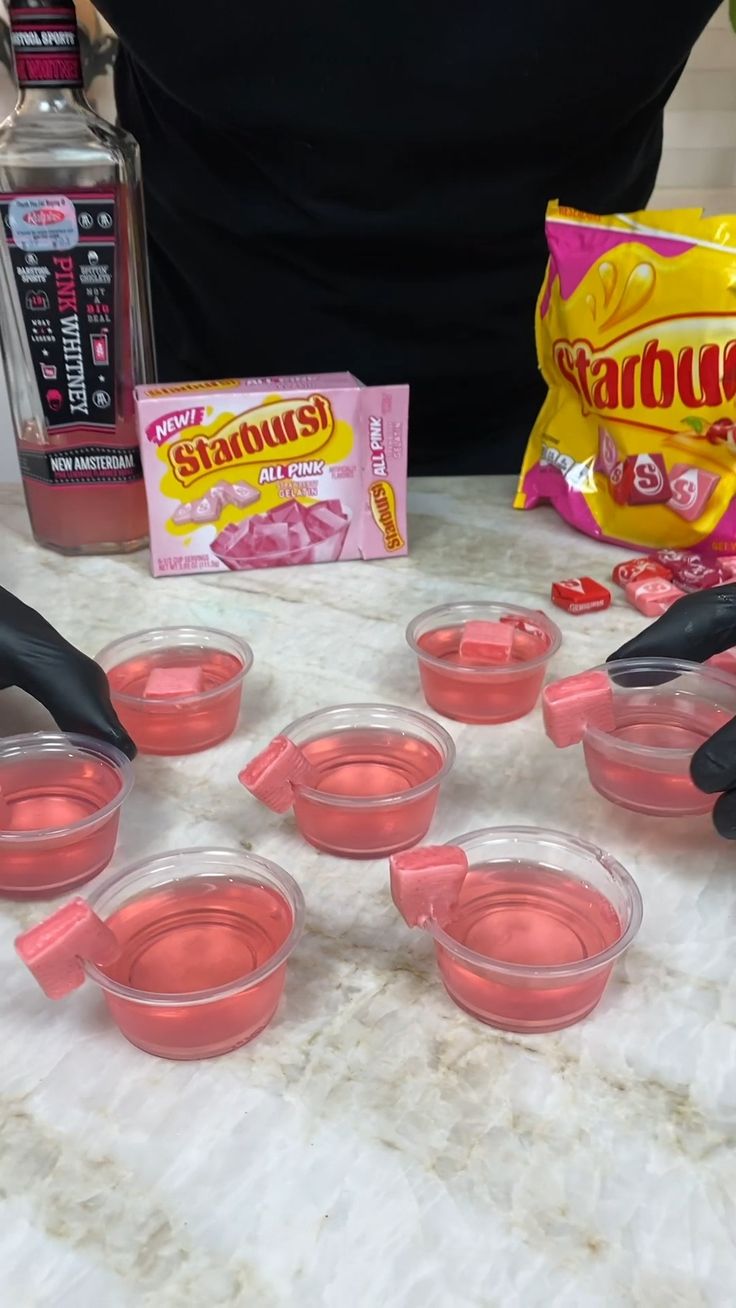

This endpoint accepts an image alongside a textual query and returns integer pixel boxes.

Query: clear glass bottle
[0,0,155,554]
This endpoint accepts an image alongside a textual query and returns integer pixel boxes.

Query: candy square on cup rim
[406,601,561,724]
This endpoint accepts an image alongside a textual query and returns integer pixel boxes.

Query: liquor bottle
[0,0,155,554]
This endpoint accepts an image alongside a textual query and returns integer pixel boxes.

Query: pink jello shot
[97,626,253,755]
[0,733,132,898]
[543,658,736,817]
[391,827,642,1033]
[407,602,562,724]
[16,848,304,1060]
[241,704,455,858]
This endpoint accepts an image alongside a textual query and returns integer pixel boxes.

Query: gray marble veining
[0,480,734,1308]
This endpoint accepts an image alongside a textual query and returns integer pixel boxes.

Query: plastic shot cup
[97,625,253,755]
[15,848,305,1060]
[407,601,561,724]
[390,826,642,1033]
[543,658,736,817]
[240,703,455,858]
[0,732,132,898]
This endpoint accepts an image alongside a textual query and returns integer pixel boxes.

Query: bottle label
[10,4,83,88]
[18,444,142,486]
[0,190,118,437]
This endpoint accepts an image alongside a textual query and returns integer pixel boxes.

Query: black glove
[610,584,736,836]
[0,586,135,759]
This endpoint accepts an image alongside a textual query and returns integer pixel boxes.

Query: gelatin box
[135,373,409,577]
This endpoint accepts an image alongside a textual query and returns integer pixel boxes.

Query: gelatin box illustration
[135,373,409,577]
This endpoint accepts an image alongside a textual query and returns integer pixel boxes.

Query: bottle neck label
[10,5,83,89]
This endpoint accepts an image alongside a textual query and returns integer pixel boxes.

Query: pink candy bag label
[135,373,409,577]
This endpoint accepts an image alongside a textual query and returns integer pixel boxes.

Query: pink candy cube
[144,665,205,699]
[625,577,685,617]
[459,620,514,665]
[239,735,316,813]
[543,671,616,748]
[390,845,469,927]
[15,899,119,1000]
[668,464,719,522]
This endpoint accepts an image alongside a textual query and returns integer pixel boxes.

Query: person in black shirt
[97,0,721,475]
[8,2,736,840]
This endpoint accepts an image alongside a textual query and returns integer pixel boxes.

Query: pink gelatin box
[135,374,409,578]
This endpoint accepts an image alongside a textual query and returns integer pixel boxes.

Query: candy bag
[515,202,736,552]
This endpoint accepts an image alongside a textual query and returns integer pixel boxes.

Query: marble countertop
[0,479,734,1308]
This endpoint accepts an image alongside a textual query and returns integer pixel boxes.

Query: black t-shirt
[100,1,719,474]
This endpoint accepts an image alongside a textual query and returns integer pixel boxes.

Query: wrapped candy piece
[171,501,194,525]
[215,480,260,509]
[612,557,672,587]
[668,464,719,523]
[551,577,611,615]
[191,491,221,523]
[596,426,620,477]
[625,576,685,616]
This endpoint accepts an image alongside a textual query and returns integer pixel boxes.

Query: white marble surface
[0,479,735,1308]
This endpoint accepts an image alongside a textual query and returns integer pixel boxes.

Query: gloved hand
[0,586,135,758]
[610,584,736,836]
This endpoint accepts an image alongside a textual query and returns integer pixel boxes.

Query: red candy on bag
[551,577,611,615]
[610,454,670,506]
[625,454,671,506]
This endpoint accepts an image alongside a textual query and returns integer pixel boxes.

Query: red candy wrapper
[671,560,730,592]
[612,557,672,588]
[610,454,670,507]
[551,577,611,615]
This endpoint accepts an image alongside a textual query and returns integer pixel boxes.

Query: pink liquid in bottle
[0,748,124,896]
[582,694,731,816]
[97,875,294,1059]
[436,862,623,1032]
[416,624,550,723]
[293,728,445,857]
[18,416,149,555]
[107,647,244,755]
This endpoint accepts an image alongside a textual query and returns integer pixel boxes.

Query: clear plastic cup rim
[96,625,254,706]
[84,847,305,1006]
[584,656,736,761]
[427,825,643,980]
[406,601,562,676]
[0,732,133,844]
[283,702,455,808]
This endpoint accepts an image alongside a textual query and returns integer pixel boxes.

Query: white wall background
[0,3,735,484]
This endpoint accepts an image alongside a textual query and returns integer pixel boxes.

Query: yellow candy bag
[515,201,736,551]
